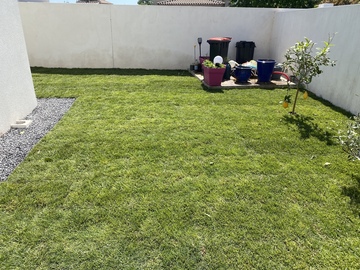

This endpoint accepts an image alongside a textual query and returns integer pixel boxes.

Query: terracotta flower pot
[203,66,226,86]
[199,56,210,72]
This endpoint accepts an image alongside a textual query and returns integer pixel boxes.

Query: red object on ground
[272,71,290,81]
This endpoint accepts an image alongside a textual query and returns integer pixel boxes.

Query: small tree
[339,114,360,161]
[283,35,336,114]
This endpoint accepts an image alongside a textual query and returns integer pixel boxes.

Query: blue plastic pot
[257,59,275,82]
[234,66,252,83]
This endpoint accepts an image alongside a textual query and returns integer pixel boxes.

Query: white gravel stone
[0,98,75,181]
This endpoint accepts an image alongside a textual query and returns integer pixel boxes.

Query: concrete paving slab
[189,70,296,90]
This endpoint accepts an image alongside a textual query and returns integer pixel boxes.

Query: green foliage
[284,94,291,103]
[230,0,319,8]
[202,59,225,68]
[339,114,360,161]
[137,0,153,5]
[284,36,336,86]
[283,35,336,114]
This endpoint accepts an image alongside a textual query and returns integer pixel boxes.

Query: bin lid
[236,41,256,47]
[207,37,232,42]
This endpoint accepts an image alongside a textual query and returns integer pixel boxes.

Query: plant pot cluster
[201,58,279,86]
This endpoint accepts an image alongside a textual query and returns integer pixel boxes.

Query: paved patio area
[190,70,296,90]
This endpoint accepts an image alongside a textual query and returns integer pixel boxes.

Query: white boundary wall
[270,5,360,116]
[19,3,360,115]
[19,3,276,69]
[0,0,37,135]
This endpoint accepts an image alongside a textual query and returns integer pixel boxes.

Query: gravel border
[0,98,75,182]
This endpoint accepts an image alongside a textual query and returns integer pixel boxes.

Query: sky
[49,0,138,5]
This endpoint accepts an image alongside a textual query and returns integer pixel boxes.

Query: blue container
[234,66,252,83]
[257,59,275,82]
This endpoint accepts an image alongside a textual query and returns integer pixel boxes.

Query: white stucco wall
[20,3,114,68]
[0,0,37,135]
[110,6,275,69]
[270,5,360,115]
[19,3,276,69]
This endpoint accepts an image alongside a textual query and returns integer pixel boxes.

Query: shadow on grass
[201,84,224,93]
[342,174,360,217]
[31,67,192,77]
[282,114,337,145]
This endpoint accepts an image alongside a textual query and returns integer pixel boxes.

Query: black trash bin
[207,37,232,62]
[236,41,256,64]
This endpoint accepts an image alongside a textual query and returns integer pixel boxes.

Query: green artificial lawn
[1,68,359,269]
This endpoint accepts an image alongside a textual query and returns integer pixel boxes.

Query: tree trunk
[291,87,300,114]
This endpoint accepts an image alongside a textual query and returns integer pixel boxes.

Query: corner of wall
[0,0,37,134]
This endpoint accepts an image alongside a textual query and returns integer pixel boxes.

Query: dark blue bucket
[234,66,252,83]
[257,59,275,82]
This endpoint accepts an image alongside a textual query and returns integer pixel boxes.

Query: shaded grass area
[1,68,359,269]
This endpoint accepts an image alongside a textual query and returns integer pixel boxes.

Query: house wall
[18,3,360,115]
[270,5,360,115]
[0,0,37,135]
